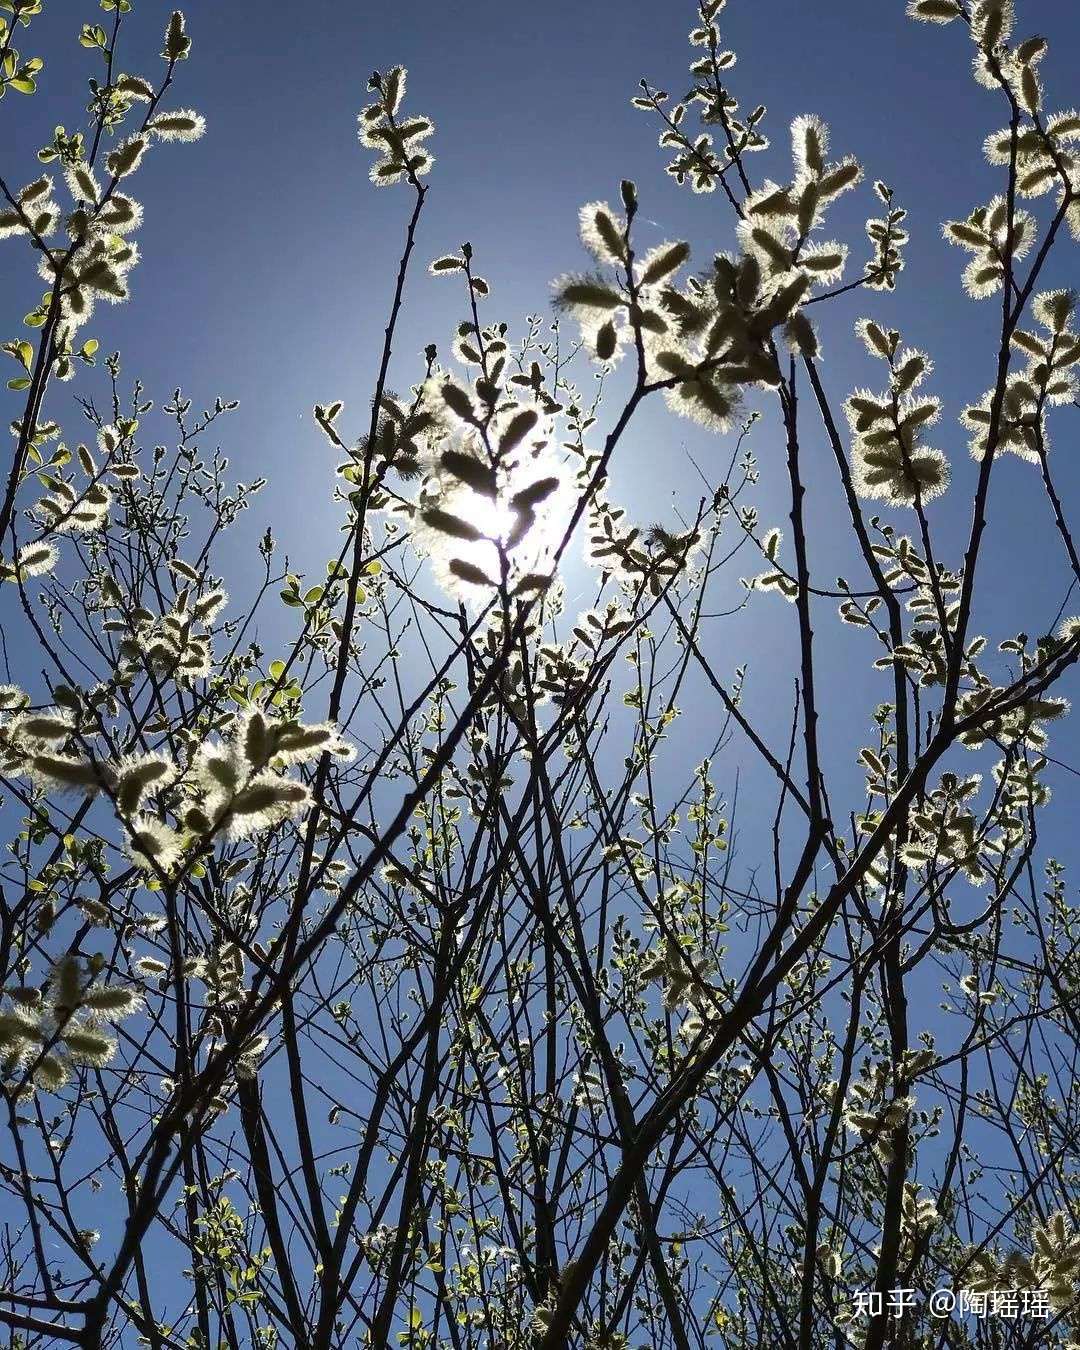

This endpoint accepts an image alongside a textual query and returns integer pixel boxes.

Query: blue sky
[5,0,1080,987]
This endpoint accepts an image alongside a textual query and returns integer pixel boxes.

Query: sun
[465,494,522,547]
[419,451,578,601]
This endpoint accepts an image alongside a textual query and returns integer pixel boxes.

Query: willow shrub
[3,2,1080,1347]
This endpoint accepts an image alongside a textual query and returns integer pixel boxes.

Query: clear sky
[5,0,1080,964]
